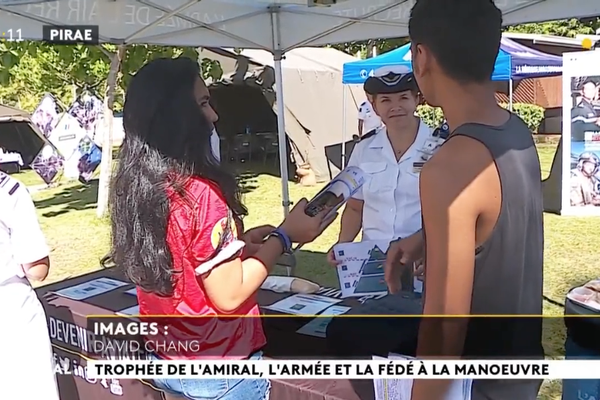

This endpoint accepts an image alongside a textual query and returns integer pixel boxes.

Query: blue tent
[342,37,563,84]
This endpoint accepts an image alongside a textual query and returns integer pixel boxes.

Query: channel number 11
[2,29,23,42]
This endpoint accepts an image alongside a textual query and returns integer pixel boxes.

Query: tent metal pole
[273,53,290,216]
[509,79,513,111]
[341,85,347,170]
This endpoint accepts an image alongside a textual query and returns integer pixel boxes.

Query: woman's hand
[280,198,338,244]
[414,258,424,281]
[326,244,343,267]
[241,225,276,258]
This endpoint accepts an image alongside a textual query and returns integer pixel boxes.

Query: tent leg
[341,86,347,170]
[509,79,513,111]
[273,52,291,216]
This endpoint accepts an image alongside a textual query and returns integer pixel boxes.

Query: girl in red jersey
[109,57,334,400]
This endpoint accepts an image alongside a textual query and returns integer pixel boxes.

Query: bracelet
[267,228,292,254]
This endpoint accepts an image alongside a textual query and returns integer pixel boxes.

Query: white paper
[54,277,128,300]
[373,354,472,400]
[124,288,137,296]
[263,294,341,315]
[296,305,351,338]
[117,305,140,316]
[304,166,365,221]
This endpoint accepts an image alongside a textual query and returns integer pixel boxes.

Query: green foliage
[499,103,545,132]
[333,18,600,59]
[0,42,222,113]
[331,38,410,58]
[416,105,445,128]
[417,103,545,133]
[506,18,600,37]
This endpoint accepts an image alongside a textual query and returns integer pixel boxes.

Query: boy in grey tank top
[384,0,545,399]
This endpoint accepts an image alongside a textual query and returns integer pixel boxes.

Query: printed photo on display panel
[67,94,104,136]
[569,75,600,209]
[31,93,64,138]
[76,136,102,183]
[30,143,65,184]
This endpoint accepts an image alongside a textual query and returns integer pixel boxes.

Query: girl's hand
[280,198,338,244]
[241,225,276,258]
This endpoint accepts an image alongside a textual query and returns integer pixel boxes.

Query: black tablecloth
[37,269,422,400]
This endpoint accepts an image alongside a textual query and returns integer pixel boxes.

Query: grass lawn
[16,142,599,400]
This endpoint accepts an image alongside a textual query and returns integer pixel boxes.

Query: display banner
[31,93,64,138]
[48,94,104,180]
[68,94,104,141]
[75,136,102,183]
[562,50,600,215]
[48,112,87,179]
[31,143,65,185]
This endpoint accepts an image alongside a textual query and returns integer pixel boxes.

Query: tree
[331,37,409,58]
[506,18,600,37]
[0,42,224,217]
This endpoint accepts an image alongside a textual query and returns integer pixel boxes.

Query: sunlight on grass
[20,142,597,400]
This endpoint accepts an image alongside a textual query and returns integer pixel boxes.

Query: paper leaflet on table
[335,241,423,298]
[296,305,351,338]
[54,277,128,300]
[334,240,390,298]
[372,353,472,400]
[117,305,140,317]
[304,166,365,221]
[263,294,341,315]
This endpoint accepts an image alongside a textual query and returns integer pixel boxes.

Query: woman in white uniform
[0,173,59,400]
[328,66,446,291]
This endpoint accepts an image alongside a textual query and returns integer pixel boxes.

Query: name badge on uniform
[417,137,445,161]
[413,161,425,173]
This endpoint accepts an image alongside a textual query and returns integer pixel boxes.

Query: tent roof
[0,104,31,122]
[1,1,599,52]
[201,46,365,182]
[342,36,563,83]
[495,37,563,79]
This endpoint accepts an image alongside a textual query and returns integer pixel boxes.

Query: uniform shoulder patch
[0,171,15,193]
[359,128,379,142]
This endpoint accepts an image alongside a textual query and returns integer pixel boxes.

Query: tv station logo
[42,25,99,45]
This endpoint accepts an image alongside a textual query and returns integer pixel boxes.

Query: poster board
[31,93,63,138]
[47,94,104,180]
[48,113,87,179]
[561,50,600,215]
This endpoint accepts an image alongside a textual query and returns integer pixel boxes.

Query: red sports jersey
[137,177,266,359]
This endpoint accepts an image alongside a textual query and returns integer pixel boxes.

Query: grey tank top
[446,115,545,399]
[445,114,545,359]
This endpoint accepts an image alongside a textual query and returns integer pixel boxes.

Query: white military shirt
[0,172,59,400]
[347,120,441,241]
[211,128,221,162]
[358,100,382,134]
[0,173,49,284]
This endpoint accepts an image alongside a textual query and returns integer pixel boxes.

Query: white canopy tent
[2,0,599,216]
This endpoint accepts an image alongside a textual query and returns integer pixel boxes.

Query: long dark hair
[110,57,247,296]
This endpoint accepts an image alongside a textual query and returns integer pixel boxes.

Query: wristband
[267,228,292,254]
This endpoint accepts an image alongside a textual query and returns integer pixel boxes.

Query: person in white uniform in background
[356,94,383,140]
[211,128,221,162]
[328,66,446,293]
[0,172,59,400]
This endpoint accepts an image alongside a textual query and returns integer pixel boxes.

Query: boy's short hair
[409,0,502,83]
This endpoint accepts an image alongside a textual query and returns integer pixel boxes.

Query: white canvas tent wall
[200,46,364,182]
[3,0,599,215]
